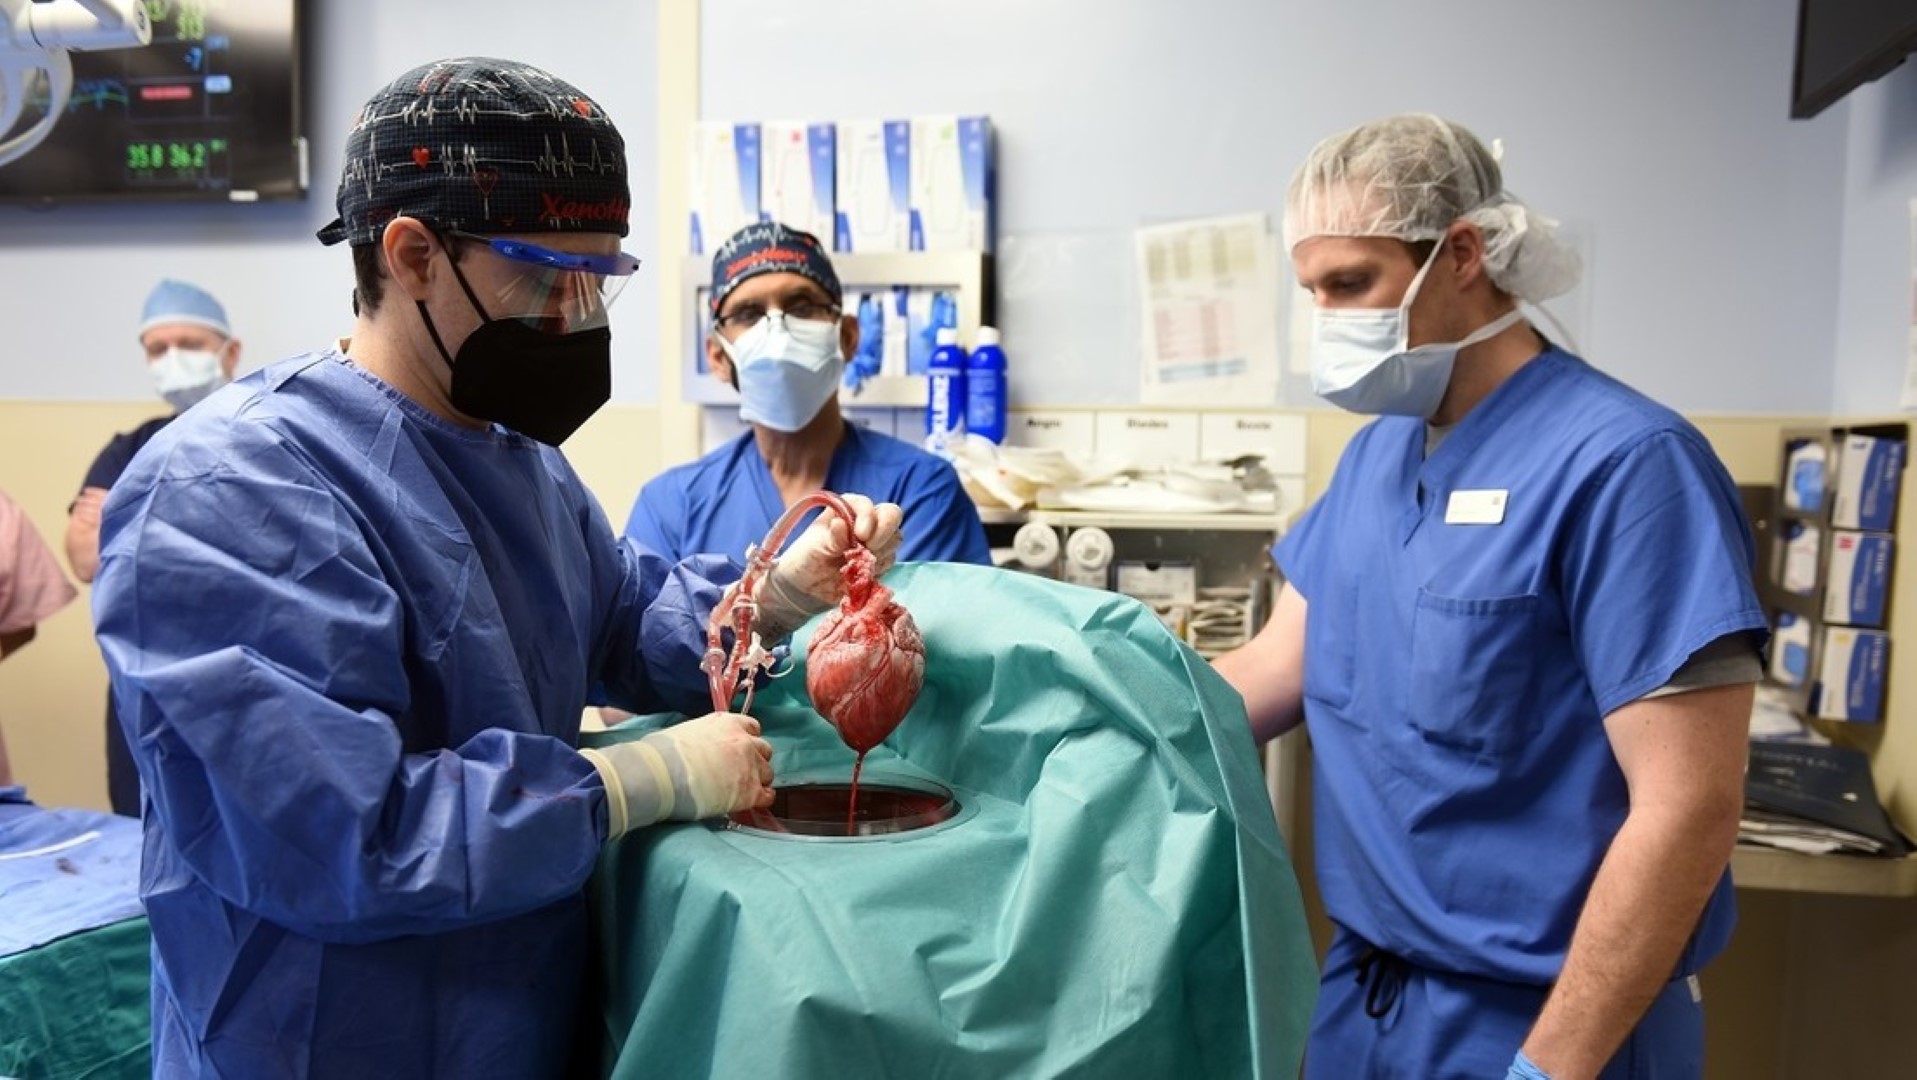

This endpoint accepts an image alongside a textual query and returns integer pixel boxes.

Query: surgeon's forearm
[1212,644,1304,742]
[1520,796,1739,1078]
[1211,582,1308,744]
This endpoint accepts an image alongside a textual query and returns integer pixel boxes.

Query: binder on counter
[1742,741,1910,857]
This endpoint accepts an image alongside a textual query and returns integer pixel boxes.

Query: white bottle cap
[976,326,1001,346]
[1011,521,1060,569]
[935,327,958,347]
[1065,527,1114,571]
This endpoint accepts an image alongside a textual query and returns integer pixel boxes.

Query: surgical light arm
[0,0,151,168]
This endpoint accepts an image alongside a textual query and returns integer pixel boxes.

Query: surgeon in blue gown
[1214,115,1765,1080]
[624,221,990,568]
[91,58,899,1080]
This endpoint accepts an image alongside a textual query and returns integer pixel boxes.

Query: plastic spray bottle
[926,327,967,454]
[966,326,1007,443]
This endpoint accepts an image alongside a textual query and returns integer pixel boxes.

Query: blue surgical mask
[1309,245,1524,418]
[149,345,228,412]
[718,312,844,433]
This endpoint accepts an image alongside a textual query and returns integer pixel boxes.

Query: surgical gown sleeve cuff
[1507,1050,1552,1080]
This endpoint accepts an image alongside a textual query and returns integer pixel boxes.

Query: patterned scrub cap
[317,57,629,247]
[708,221,842,314]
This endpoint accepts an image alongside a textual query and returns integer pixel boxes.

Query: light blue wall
[1830,58,1917,415]
[0,0,661,404]
[701,0,1852,413]
[0,0,1899,417]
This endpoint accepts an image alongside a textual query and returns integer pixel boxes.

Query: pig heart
[805,547,925,754]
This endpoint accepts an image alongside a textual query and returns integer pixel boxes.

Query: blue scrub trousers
[1304,930,1704,1080]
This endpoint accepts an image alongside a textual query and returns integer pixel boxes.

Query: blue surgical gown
[1276,349,1765,987]
[91,352,736,1079]
[623,424,992,566]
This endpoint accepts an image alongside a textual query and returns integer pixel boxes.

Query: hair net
[1282,114,1581,303]
[139,279,230,338]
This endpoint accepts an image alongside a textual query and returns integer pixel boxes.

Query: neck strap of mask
[416,235,496,372]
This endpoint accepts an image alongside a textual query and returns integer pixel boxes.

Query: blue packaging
[1831,434,1905,531]
[844,291,887,395]
[1782,440,1827,512]
[908,115,995,251]
[761,121,836,244]
[965,326,1007,443]
[1823,531,1894,627]
[833,119,911,252]
[1814,627,1889,722]
[689,122,762,254]
[1769,612,1811,688]
[906,288,958,375]
[1779,521,1820,596]
[925,327,966,449]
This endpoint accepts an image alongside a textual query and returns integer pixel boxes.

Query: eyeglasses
[713,298,842,333]
[445,230,643,334]
[449,231,643,278]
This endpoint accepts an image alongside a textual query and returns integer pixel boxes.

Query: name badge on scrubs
[1444,489,1508,525]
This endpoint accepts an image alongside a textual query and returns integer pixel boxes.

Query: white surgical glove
[579,712,774,837]
[755,493,904,640]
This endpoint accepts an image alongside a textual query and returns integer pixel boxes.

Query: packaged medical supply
[1779,521,1820,596]
[909,115,994,251]
[690,121,762,253]
[761,121,835,244]
[1769,611,1811,688]
[1781,440,1826,513]
[1814,626,1889,722]
[1830,434,1905,531]
[1823,531,1893,627]
[906,288,957,375]
[834,118,911,252]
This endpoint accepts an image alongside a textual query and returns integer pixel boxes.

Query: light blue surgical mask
[718,312,844,433]
[149,345,228,412]
[1309,244,1524,419]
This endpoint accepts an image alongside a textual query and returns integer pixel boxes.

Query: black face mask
[418,248,612,447]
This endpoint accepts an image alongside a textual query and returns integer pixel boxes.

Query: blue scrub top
[92,352,736,1078]
[624,424,992,567]
[1276,349,1765,986]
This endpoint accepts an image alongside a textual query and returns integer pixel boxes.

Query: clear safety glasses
[447,230,643,335]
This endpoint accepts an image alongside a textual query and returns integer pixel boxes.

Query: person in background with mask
[91,57,901,1078]
[64,278,241,815]
[1213,115,1763,1080]
[623,221,989,567]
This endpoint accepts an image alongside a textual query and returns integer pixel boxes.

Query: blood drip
[848,755,864,836]
[805,546,925,831]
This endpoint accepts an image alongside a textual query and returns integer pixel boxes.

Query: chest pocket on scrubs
[1408,588,1541,754]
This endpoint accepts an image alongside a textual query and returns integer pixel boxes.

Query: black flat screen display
[1792,0,1917,120]
[0,0,304,203]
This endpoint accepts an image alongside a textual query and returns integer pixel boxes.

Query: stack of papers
[1739,741,1910,857]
